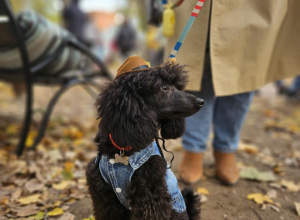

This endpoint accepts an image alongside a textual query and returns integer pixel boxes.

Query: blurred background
[10,0,164,68]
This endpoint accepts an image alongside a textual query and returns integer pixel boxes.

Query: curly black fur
[87,63,203,219]
[160,118,186,139]
[182,188,201,220]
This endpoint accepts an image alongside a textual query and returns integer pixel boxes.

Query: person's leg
[212,91,255,184]
[287,76,300,95]
[275,80,287,95]
[179,55,215,184]
[182,89,214,153]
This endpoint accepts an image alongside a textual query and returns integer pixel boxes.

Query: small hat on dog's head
[116,56,150,78]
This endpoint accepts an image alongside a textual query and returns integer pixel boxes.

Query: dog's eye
[161,85,169,91]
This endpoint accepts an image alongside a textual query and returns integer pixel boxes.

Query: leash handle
[170,0,206,58]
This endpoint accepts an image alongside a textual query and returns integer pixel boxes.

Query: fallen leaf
[50,167,63,179]
[25,179,44,193]
[65,151,76,160]
[60,212,75,220]
[11,188,22,201]
[47,207,64,216]
[0,197,9,205]
[30,211,44,220]
[62,205,70,211]
[200,195,208,203]
[239,143,259,154]
[18,194,41,205]
[82,216,95,220]
[263,109,275,117]
[28,163,44,183]
[16,205,37,217]
[293,151,300,159]
[240,167,276,182]
[6,124,19,136]
[48,149,63,162]
[62,162,74,180]
[269,204,280,212]
[65,198,76,205]
[269,183,281,189]
[280,179,300,192]
[247,193,273,205]
[25,131,37,147]
[63,127,83,139]
[9,161,28,175]
[78,178,87,185]
[65,161,74,173]
[52,200,61,207]
[273,163,285,175]
[197,188,209,195]
[267,190,277,199]
[295,203,300,216]
[53,181,70,190]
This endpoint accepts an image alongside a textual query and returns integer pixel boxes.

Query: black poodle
[86,59,204,220]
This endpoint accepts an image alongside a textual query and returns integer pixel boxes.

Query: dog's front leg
[127,155,172,220]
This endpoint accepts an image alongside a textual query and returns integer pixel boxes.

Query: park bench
[0,0,113,156]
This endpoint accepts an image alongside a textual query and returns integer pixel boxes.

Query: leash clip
[120,149,125,157]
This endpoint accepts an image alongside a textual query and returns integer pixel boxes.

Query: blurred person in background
[146,26,165,67]
[115,17,137,59]
[276,76,300,100]
[166,0,300,185]
[84,17,104,59]
[63,0,87,45]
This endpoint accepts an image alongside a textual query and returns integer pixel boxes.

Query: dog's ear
[95,76,158,150]
[160,119,186,139]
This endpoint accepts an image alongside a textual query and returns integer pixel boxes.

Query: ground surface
[0,81,299,220]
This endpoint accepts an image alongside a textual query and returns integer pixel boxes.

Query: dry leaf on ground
[25,179,44,193]
[197,188,209,195]
[269,204,280,212]
[18,194,41,205]
[267,189,277,199]
[53,181,70,190]
[16,205,37,217]
[0,197,9,205]
[239,143,259,154]
[280,179,300,192]
[295,203,300,216]
[247,193,273,205]
[273,163,285,175]
[60,212,75,220]
[11,188,22,201]
[240,167,276,182]
[30,211,44,220]
[47,207,64,216]
[82,215,95,220]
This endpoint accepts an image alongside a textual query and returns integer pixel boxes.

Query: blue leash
[170,0,206,58]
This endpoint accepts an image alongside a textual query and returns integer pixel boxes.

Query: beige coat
[166,0,300,96]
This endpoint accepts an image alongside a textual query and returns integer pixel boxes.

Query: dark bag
[147,0,164,26]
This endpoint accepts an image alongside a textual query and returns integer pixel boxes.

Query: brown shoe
[179,151,204,185]
[214,151,239,185]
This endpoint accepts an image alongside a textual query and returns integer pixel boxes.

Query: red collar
[109,133,132,151]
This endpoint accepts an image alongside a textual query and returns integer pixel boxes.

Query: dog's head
[95,62,204,152]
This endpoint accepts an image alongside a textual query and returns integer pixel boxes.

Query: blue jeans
[182,71,255,153]
[289,76,300,94]
[276,76,300,94]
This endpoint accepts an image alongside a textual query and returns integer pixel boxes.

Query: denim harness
[97,142,186,213]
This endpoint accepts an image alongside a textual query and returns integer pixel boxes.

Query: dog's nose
[196,98,204,106]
